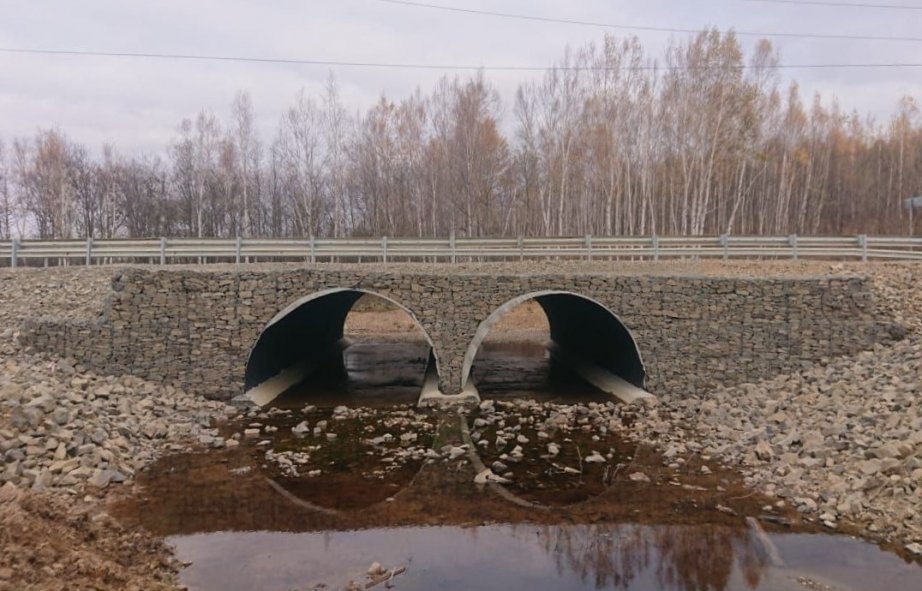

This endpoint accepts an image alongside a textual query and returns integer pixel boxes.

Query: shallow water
[472,341,613,402]
[120,339,922,591]
[169,524,922,591]
[272,342,430,408]
[274,339,610,408]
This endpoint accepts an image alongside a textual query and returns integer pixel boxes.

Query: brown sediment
[0,485,180,591]
[109,410,810,539]
[215,406,438,511]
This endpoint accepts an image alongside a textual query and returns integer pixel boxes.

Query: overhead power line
[743,0,922,10]
[1,47,921,71]
[372,0,922,42]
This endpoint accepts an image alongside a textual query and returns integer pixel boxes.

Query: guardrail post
[720,234,729,260]
[517,236,524,262]
[85,237,93,266]
[159,237,166,265]
[585,234,593,261]
[859,234,868,262]
[789,234,798,260]
[449,232,456,263]
[652,234,659,261]
[309,236,316,263]
[235,236,242,264]
[382,236,388,264]
[11,238,18,268]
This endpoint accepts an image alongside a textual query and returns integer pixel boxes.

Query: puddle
[109,340,922,590]
[168,524,922,591]
[112,397,807,539]
[467,399,637,505]
[208,404,438,511]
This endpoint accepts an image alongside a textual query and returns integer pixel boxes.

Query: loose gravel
[0,260,919,584]
[618,263,922,554]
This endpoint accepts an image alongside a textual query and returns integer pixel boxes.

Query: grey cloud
[1,0,919,153]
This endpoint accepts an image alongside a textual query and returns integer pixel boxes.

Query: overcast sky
[1,0,920,154]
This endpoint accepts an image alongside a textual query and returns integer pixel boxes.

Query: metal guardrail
[0,235,921,266]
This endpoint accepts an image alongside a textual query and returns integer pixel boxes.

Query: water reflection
[273,340,607,408]
[273,342,430,408]
[472,341,612,402]
[130,334,922,590]
[514,523,768,591]
[168,522,922,591]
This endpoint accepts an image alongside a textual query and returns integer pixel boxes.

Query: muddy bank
[107,403,922,591]
[0,345,237,494]
[110,404,808,536]
[618,264,922,557]
[0,482,179,591]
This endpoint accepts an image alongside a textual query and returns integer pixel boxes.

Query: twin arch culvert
[20,266,899,402]
[243,288,648,407]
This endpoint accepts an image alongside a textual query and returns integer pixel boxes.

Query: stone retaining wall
[19,266,904,400]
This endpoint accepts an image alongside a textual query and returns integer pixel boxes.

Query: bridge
[18,262,903,405]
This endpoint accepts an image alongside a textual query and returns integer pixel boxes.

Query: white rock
[448,446,467,460]
[474,468,511,484]
[585,451,606,464]
[367,562,386,576]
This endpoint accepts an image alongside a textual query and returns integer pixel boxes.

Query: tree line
[1,30,920,241]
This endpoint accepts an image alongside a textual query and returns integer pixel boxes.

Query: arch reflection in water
[168,522,922,591]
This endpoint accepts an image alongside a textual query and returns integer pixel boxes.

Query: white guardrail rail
[0,235,920,266]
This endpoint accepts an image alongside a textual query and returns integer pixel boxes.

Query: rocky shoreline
[0,348,237,494]
[620,264,922,556]
[619,335,922,556]
[0,269,238,590]
[0,262,920,589]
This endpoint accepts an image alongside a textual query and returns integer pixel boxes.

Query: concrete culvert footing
[461,291,647,400]
[243,288,440,406]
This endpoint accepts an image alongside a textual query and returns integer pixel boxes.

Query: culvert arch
[460,290,646,393]
[244,288,440,404]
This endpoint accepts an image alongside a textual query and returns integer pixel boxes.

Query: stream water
[274,340,611,407]
[170,524,922,591]
[112,340,922,591]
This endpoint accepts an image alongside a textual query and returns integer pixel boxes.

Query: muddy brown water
[111,340,922,591]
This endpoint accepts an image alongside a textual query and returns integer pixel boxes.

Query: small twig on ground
[728,491,758,501]
[609,463,625,484]
[365,566,407,589]
[575,445,584,485]
[550,462,580,475]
